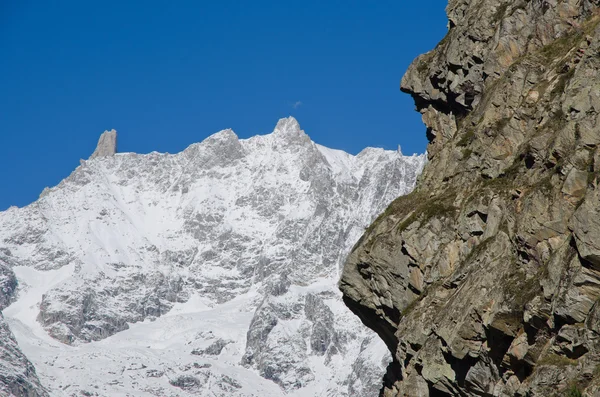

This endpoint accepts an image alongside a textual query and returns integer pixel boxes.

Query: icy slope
[0,117,425,396]
[0,261,48,397]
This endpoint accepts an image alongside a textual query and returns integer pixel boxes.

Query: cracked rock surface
[341,1,600,396]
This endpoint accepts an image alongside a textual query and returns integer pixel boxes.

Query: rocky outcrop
[341,1,600,396]
[89,129,117,158]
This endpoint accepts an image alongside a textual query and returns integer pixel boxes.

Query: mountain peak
[271,116,311,147]
[206,128,238,142]
[90,129,117,159]
[0,117,426,397]
[273,116,302,136]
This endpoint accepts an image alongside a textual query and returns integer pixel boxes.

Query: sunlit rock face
[341,1,600,396]
[0,117,425,396]
[89,129,117,159]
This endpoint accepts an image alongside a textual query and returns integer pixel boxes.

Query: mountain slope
[0,261,48,397]
[340,1,600,396]
[1,117,425,396]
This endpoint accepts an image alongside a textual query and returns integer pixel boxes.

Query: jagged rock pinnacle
[90,129,117,159]
[271,116,311,146]
[273,116,302,136]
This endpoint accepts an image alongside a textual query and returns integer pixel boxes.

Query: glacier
[0,117,425,396]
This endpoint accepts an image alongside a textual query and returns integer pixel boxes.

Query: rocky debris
[191,339,231,356]
[341,1,600,396]
[169,374,208,391]
[89,129,117,159]
[0,117,424,396]
[169,368,245,395]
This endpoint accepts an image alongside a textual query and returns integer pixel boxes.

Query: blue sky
[0,1,447,210]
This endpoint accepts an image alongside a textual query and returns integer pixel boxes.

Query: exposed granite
[341,1,600,395]
[89,129,117,159]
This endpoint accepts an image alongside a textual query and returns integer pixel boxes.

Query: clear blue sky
[0,1,447,210]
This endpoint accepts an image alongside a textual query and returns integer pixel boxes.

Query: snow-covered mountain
[0,117,425,396]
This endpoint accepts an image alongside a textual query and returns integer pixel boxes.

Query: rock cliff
[89,129,117,159]
[340,1,600,396]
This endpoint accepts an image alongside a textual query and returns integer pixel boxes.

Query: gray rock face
[36,268,184,343]
[304,293,337,355]
[241,291,343,389]
[341,1,600,396]
[0,117,425,396]
[0,260,17,311]
[573,188,600,268]
[89,129,117,159]
[191,339,231,356]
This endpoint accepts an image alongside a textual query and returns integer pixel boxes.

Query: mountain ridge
[0,117,425,396]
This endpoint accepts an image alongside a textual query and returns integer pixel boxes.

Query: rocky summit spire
[271,116,310,146]
[90,129,117,159]
[273,116,301,135]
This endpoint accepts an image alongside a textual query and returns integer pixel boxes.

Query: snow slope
[0,117,425,396]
